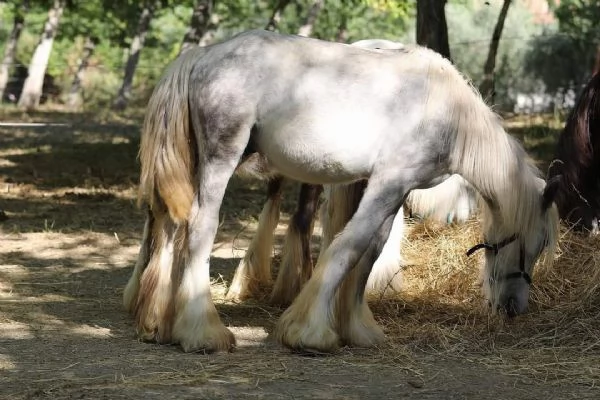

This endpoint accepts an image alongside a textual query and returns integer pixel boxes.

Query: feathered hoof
[172,308,236,353]
[269,285,298,308]
[274,307,340,353]
[134,317,173,345]
[340,318,386,348]
[365,262,403,298]
[122,275,140,313]
[226,259,270,302]
[224,283,253,303]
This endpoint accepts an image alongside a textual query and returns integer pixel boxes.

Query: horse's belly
[255,115,381,184]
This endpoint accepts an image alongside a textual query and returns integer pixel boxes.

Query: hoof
[178,326,236,353]
[123,276,140,313]
[172,304,237,353]
[274,306,340,353]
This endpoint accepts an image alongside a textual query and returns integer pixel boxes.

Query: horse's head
[471,177,559,317]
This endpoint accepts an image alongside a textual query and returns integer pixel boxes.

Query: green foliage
[363,0,414,19]
[520,1,598,103]
[445,0,548,110]
[553,0,600,52]
[311,0,413,42]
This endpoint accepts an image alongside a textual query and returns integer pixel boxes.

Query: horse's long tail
[405,174,478,223]
[138,48,205,223]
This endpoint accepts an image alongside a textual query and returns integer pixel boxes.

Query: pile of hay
[373,218,600,384]
[213,213,600,385]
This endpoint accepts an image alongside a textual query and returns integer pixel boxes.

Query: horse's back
[188,30,472,184]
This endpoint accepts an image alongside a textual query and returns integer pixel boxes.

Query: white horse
[226,38,478,304]
[319,39,478,297]
[124,30,559,354]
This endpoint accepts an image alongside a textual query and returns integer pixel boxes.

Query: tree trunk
[593,44,600,76]
[67,36,96,110]
[179,0,214,55]
[416,0,451,60]
[17,0,63,110]
[479,0,512,102]
[336,14,349,43]
[0,1,28,102]
[113,3,155,111]
[265,0,292,32]
[297,0,323,37]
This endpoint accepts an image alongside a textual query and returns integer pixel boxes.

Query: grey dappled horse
[124,30,559,354]
[226,39,478,305]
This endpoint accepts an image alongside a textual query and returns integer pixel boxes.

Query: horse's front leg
[337,212,396,346]
[270,183,323,306]
[274,175,405,353]
[226,177,284,302]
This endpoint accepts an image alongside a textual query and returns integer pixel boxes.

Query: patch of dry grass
[365,218,600,385]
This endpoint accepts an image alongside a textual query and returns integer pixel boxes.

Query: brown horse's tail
[138,48,205,224]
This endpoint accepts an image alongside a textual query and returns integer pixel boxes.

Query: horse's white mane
[404,44,560,249]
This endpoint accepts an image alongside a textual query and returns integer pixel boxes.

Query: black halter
[466,234,531,285]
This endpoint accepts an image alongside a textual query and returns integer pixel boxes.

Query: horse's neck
[455,123,540,234]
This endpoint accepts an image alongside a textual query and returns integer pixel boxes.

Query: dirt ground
[0,109,597,399]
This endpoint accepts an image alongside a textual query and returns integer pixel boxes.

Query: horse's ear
[542,175,562,210]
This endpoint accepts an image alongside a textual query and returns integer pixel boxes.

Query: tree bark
[416,0,451,60]
[179,0,214,55]
[336,14,349,43]
[297,0,323,37]
[67,36,96,110]
[113,3,155,110]
[479,0,512,102]
[265,0,292,32]
[17,0,63,110]
[0,1,28,102]
[593,44,600,76]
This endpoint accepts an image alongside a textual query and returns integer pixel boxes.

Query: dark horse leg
[270,183,323,306]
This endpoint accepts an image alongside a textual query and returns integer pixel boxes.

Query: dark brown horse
[548,73,600,234]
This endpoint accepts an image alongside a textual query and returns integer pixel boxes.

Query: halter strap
[466,234,518,256]
[466,234,532,285]
[504,270,532,285]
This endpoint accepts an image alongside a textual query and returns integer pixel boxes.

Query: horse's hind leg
[275,175,406,352]
[226,177,283,302]
[171,116,254,353]
[132,207,177,343]
[123,207,153,313]
[270,183,323,307]
[318,182,366,258]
